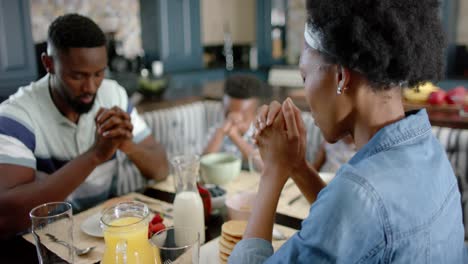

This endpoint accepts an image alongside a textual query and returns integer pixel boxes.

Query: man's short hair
[224,74,263,99]
[48,13,106,52]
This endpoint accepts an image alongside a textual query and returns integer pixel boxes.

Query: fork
[148,207,173,219]
[133,197,174,219]
[45,233,95,256]
[133,197,173,213]
[287,194,302,205]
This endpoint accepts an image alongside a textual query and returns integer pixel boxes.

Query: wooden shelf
[403,100,459,113]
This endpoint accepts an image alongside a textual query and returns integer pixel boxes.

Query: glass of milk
[171,154,206,245]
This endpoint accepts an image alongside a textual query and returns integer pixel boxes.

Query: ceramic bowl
[200,153,241,185]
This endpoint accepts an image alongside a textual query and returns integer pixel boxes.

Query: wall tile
[30,0,143,58]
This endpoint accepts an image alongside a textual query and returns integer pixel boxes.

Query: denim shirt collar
[349,109,432,165]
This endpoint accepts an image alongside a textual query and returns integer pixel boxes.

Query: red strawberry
[151,214,164,225]
[151,223,166,234]
[198,183,212,221]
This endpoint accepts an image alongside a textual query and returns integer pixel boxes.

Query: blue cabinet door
[0,0,37,96]
[140,0,203,73]
[256,0,272,67]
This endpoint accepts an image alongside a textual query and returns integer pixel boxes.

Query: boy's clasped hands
[220,112,243,140]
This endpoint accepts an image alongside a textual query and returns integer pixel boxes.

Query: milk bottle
[171,155,205,244]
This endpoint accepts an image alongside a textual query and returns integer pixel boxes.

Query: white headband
[304,23,327,54]
[304,23,368,76]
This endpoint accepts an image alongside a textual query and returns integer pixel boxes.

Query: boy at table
[203,74,263,166]
[313,135,356,173]
[0,14,168,238]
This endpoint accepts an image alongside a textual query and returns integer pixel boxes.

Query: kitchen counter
[110,68,270,112]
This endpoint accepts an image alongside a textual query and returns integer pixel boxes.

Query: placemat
[23,193,173,264]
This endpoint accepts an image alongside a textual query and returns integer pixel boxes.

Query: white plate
[80,213,103,238]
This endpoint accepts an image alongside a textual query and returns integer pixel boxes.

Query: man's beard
[65,93,96,114]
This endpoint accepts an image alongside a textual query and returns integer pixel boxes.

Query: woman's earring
[337,85,343,95]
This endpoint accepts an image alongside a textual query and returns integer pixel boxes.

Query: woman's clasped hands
[253,98,308,184]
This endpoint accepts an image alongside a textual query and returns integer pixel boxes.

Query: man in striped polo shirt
[0,14,168,237]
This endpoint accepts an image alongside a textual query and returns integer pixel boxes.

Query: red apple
[427,90,447,105]
[446,86,467,105]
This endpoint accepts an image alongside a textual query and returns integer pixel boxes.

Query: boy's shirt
[321,140,356,173]
[205,122,255,168]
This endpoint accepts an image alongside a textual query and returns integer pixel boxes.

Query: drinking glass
[150,226,200,264]
[30,202,74,264]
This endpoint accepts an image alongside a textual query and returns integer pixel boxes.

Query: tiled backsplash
[30,0,143,58]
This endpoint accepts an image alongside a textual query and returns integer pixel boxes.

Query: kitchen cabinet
[140,0,203,73]
[139,0,286,74]
[201,0,256,45]
[256,0,272,67]
[0,0,37,97]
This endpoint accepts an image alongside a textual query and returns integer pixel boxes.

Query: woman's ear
[336,66,351,94]
[41,52,55,74]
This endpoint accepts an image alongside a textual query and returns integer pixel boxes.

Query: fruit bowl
[205,184,227,210]
[138,77,168,99]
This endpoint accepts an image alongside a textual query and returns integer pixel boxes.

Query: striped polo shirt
[0,74,151,211]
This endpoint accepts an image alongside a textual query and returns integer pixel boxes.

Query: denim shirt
[229,109,466,263]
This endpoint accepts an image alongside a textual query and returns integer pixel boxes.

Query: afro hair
[306,0,445,90]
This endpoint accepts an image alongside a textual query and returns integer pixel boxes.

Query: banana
[403,82,440,103]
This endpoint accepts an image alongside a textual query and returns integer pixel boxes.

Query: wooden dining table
[0,172,304,264]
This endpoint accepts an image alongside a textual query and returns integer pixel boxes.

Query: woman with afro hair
[229,0,467,263]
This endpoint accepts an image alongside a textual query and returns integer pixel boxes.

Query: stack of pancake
[219,220,247,263]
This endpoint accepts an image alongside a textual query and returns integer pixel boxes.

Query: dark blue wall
[0,0,37,97]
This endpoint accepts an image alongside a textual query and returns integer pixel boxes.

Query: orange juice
[102,216,157,264]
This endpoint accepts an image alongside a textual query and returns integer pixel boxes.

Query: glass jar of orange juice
[100,201,157,264]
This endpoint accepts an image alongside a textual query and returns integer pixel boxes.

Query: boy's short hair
[224,74,263,99]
